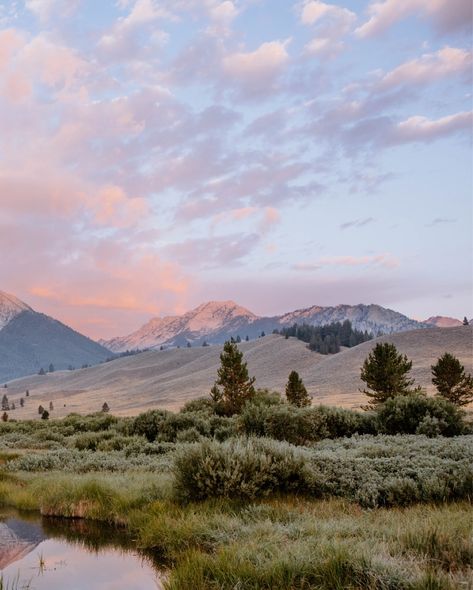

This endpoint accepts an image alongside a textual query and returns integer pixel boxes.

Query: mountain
[103,301,258,352]
[103,301,425,352]
[7,326,472,417]
[0,291,31,330]
[0,291,112,383]
[0,516,45,569]
[423,316,463,328]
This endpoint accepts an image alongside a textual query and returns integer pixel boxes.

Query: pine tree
[38,368,45,376]
[285,370,311,407]
[2,412,8,422]
[432,352,473,406]
[38,405,44,415]
[49,363,55,373]
[1,394,9,411]
[102,402,110,413]
[41,410,49,420]
[49,401,54,411]
[211,340,256,414]
[463,317,469,326]
[360,342,418,408]
[26,390,29,397]
[20,398,24,407]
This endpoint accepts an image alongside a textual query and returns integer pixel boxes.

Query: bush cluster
[173,435,473,507]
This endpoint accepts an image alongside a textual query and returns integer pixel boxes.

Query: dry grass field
[4,326,472,418]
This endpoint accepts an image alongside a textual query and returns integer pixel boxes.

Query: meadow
[1,397,472,589]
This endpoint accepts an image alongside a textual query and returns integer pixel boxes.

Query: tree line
[275,320,372,354]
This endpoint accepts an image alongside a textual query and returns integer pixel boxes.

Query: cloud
[425,217,457,227]
[379,47,472,89]
[293,253,400,271]
[25,0,80,21]
[340,217,375,230]
[393,111,473,143]
[299,1,356,57]
[356,0,472,38]
[222,39,290,96]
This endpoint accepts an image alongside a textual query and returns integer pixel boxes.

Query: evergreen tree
[102,402,110,413]
[236,335,241,343]
[432,352,473,406]
[187,342,192,348]
[26,390,29,397]
[41,410,49,420]
[285,370,311,407]
[38,405,44,415]
[38,368,45,376]
[463,317,469,326]
[49,401,54,411]
[245,335,249,342]
[2,412,7,422]
[11,402,15,410]
[1,394,9,411]
[360,343,418,408]
[211,340,256,414]
[49,363,55,373]
[20,398,24,407]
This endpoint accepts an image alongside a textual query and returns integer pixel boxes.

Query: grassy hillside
[3,326,472,418]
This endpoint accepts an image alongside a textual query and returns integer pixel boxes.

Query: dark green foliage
[285,370,311,407]
[2,412,7,422]
[102,402,110,413]
[376,394,465,436]
[361,342,419,407]
[431,353,473,406]
[211,340,256,415]
[280,320,372,354]
[38,367,46,375]
[1,394,9,411]
[41,410,49,420]
[38,404,44,415]
[49,363,55,373]
[240,402,377,443]
[180,398,216,415]
[131,409,170,441]
[463,317,469,326]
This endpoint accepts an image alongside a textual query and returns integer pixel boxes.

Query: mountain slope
[0,291,32,330]
[0,310,112,382]
[103,301,425,352]
[104,301,258,351]
[6,326,472,417]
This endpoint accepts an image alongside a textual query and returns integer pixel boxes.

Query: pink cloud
[379,47,472,89]
[394,111,473,143]
[356,0,472,38]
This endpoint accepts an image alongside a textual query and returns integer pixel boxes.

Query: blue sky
[0,0,471,338]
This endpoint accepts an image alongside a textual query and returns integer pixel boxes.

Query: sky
[0,0,472,339]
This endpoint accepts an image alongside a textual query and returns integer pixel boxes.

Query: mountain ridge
[102,300,426,352]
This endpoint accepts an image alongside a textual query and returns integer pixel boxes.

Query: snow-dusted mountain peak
[0,290,32,330]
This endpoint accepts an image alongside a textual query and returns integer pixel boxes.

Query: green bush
[173,438,307,501]
[376,394,465,436]
[240,403,377,444]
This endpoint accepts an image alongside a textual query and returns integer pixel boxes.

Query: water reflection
[0,510,164,590]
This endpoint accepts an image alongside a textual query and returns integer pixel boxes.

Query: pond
[0,510,165,589]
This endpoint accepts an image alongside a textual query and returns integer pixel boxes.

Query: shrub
[131,410,170,441]
[173,438,308,502]
[376,394,465,436]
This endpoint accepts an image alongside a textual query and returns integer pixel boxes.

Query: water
[0,510,164,589]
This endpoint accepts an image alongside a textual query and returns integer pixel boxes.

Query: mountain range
[0,290,469,382]
[102,300,428,352]
[0,291,111,383]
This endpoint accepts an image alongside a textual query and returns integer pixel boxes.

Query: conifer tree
[38,405,44,415]
[463,317,469,326]
[102,402,110,413]
[211,340,255,414]
[20,398,24,407]
[432,352,473,406]
[285,370,311,407]
[360,342,418,408]
[49,401,54,411]
[41,410,49,420]
[1,394,9,411]
[2,412,8,422]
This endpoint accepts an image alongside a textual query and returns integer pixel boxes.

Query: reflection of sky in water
[1,539,163,590]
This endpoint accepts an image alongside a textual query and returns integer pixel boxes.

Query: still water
[0,510,164,589]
